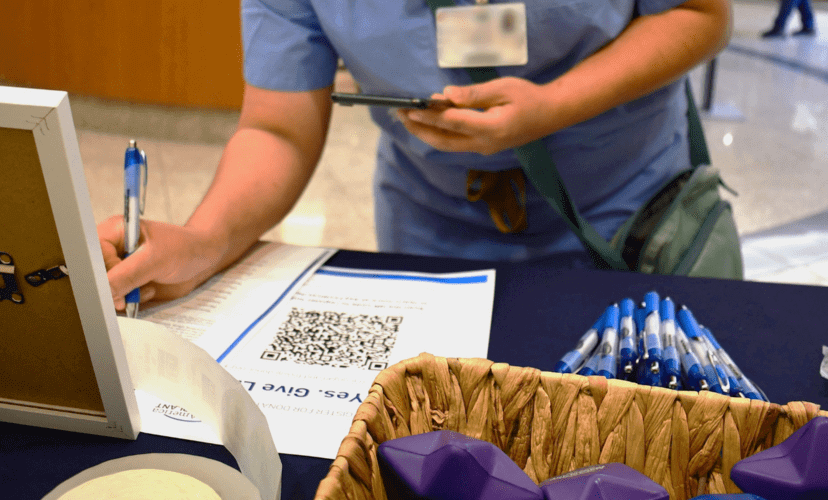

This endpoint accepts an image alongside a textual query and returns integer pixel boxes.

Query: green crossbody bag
[425,0,744,279]
[608,115,744,278]
[513,84,745,279]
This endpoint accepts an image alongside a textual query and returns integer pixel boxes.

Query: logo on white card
[152,403,201,423]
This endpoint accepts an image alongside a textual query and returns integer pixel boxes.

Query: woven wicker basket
[315,353,827,500]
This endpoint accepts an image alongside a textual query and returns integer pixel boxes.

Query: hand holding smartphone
[331,92,452,110]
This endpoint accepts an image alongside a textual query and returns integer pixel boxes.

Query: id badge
[435,3,528,68]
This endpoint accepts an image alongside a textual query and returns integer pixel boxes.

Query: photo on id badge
[435,2,528,68]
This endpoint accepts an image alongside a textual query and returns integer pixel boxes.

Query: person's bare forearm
[184,85,333,276]
[538,0,732,134]
[183,129,313,272]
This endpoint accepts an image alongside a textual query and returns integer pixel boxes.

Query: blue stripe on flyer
[315,268,489,284]
[216,252,332,363]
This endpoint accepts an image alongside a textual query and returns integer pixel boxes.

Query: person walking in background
[762,0,817,37]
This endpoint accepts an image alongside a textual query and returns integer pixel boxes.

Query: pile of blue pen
[552,291,768,400]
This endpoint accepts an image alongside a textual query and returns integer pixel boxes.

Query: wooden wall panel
[0,1,244,109]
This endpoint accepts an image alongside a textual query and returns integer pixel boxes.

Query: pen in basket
[552,290,768,400]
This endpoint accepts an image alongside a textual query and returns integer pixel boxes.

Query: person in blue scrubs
[99,0,732,310]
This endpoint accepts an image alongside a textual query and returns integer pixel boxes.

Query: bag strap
[422,0,708,270]
[685,78,711,168]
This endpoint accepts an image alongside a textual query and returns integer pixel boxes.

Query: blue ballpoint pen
[659,297,681,389]
[676,306,725,394]
[635,303,661,386]
[597,304,620,379]
[553,313,604,374]
[124,139,147,318]
[698,326,736,396]
[702,327,765,400]
[675,326,709,391]
[577,350,600,377]
[698,327,731,395]
[642,292,663,375]
[739,375,767,401]
[618,298,638,378]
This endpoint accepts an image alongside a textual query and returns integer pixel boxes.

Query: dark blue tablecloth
[3,249,828,499]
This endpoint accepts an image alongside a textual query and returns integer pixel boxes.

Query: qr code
[261,308,402,370]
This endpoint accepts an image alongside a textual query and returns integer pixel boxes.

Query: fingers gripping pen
[643,292,663,375]
[553,313,604,374]
[618,299,638,377]
[675,326,709,391]
[597,304,620,380]
[677,306,724,394]
[659,297,681,390]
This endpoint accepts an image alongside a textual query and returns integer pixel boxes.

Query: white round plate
[41,453,262,500]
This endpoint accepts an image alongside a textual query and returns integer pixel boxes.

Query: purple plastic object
[377,430,543,500]
[730,416,828,500]
[539,463,669,500]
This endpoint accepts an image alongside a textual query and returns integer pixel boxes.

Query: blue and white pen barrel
[618,298,638,376]
[124,142,143,251]
[634,304,660,386]
[676,327,709,391]
[124,140,144,310]
[677,306,724,394]
[553,315,602,374]
[701,327,765,400]
[699,332,731,395]
[659,298,680,389]
[643,292,663,374]
[596,304,620,379]
[577,350,600,377]
[736,375,766,401]
[701,327,746,397]
[692,338,723,393]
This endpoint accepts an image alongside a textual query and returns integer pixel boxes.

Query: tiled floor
[67,0,828,285]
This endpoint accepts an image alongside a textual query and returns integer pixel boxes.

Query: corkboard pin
[25,264,69,287]
[0,251,25,304]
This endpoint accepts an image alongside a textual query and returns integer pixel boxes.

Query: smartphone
[331,92,451,110]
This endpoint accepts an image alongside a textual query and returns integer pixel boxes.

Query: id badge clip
[435,2,528,68]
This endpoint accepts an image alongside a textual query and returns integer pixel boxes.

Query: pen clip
[139,149,148,215]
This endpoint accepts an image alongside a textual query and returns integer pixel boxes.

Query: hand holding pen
[123,140,147,318]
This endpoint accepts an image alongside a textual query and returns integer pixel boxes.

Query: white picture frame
[0,86,140,439]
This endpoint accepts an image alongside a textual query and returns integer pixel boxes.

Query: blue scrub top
[242,0,692,262]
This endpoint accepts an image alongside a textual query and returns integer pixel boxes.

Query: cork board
[0,126,105,412]
[0,86,138,438]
